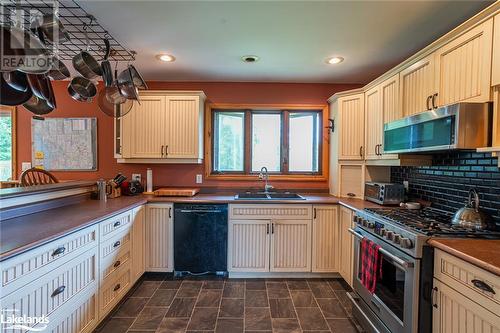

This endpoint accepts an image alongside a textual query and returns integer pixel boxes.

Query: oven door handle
[348,228,414,269]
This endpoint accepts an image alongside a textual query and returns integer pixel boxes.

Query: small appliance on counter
[120,180,144,196]
[364,182,404,205]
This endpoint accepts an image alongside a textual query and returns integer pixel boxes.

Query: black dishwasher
[173,203,228,276]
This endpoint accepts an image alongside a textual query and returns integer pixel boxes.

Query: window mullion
[282,110,290,174]
[244,110,252,174]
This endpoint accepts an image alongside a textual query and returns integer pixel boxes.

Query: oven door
[350,227,419,333]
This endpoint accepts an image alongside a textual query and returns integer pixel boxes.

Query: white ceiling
[78,0,493,84]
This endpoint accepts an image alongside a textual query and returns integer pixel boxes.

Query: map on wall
[32,117,97,171]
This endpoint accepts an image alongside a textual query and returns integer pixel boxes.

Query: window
[211,107,322,176]
[0,106,16,181]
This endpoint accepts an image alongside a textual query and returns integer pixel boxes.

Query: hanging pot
[72,30,103,79]
[68,76,97,102]
[101,38,113,87]
[117,67,140,104]
[0,74,33,106]
[23,95,54,115]
[2,71,29,92]
[118,64,147,90]
[37,13,70,43]
[47,57,70,80]
[97,85,133,117]
[27,74,51,101]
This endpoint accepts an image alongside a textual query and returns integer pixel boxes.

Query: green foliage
[0,116,12,161]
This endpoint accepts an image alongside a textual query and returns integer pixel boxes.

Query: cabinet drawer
[100,210,133,240]
[99,264,132,318]
[0,248,97,333]
[434,249,500,312]
[229,204,312,220]
[100,240,132,283]
[1,225,98,297]
[100,229,132,261]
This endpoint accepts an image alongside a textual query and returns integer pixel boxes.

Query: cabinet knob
[114,260,121,268]
[113,241,121,248]
[51,246,66,257]
[114,284,121,291]
[51,285,66,297]
[114,221,121,227]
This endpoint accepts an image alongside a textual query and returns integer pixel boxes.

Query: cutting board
[153,187,200,197]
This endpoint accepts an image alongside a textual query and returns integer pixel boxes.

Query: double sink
[235,191,305,200]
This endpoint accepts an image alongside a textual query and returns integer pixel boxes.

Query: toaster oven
[364,182,404,205]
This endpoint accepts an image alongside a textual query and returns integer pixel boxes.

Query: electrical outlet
[22,162,32,171]
[196,174,203,184]
[132,173,141,182]
[403,180,409,191]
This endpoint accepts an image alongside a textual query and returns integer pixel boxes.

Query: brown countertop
[0,193,375,261]
[428,238,500,276]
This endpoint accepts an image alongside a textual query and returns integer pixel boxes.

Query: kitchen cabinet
[270,219,312,272]
[434,18,493,107]
[145,203,174,272]
[432,278,500,333]
[311,205,339,272]
[493,13,500,87]
[338,164,365,199]
[339,206,355,287]
[228,219,270,272]
[119,91,206,163]
[364,85,382,161]
[379,74,400,159]
[337,93,365,160]
[400,54,436,117]
[131,205,145,283]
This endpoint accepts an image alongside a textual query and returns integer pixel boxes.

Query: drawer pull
[114,260,121,268]
[114,221,121,227]
[113,241,121,248]
[51,285,66,297]
[471,279,495,294]
[347,192,356,197]
[114,283,121,291]
[51,246,66,256]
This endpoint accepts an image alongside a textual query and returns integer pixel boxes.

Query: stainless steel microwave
[383,102,492,154]
[364,182,404,205]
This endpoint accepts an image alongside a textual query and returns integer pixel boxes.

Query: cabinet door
[312,205,339,272]
[228,220,270,272]
[122,95,166,158]
[400,54,436,117]
[364,85,382,160]
[339,164,365,199]
[432,278,500,333]
[131,205,145,282]
[434,19,493,106]
[270,219,311,272]
[145,204,173,272]
[339,207,354,287]
[380,74,400,159]
[493,13,500,87]
[338,94,365,160]
[164,95,202,159]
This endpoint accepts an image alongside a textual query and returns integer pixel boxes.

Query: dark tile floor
[94,273,362,333]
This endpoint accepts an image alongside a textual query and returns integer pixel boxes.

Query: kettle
[451,189,490,230]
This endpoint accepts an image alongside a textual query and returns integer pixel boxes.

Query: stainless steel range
[348,207,500,333]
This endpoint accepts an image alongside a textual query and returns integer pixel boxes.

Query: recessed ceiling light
[326,56,344,65]
[242,55,259,63]
[156,54,176,62]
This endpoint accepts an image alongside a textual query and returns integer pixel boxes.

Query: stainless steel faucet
[259,167,274,193]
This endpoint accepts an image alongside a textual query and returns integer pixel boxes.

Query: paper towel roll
[146,168,153,193]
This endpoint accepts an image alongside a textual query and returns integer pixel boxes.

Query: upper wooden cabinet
[337,93,365,160]
[493,13,500,87]
[119,91,206,163]
[434,18,493,107]
[400,54,436,117]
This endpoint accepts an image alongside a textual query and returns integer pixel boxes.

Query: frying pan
[98,86,133,117]
[118,64,148,90]
[72,31,102,79]
[0,74,33,106]
[23,95,54,115]
[101,39,113,87]
[68,76,97,102]
[2,71,29,92]
[47,57,70,80]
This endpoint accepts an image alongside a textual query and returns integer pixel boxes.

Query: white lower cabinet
[311,205,339,272]
[228,219,270,272]
[339,206,355,287]
[145,203,174,272]
[131,205,145,282]
[270,219,311,272]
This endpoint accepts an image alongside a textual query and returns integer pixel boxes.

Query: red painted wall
[16,81,361,190]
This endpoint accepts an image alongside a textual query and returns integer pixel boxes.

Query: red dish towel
[361,237,383,294]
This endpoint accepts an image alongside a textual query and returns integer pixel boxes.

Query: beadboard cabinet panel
[131,205,145,283]
[379,74,400,159]
[400,54,436,117]
[228,220,270,272]
[270,219,311,272]
[339,206,355,287]
[145,203,174,272]
[493,13,500,87]
[339,164,365,199]
[434,18,493,106]
[311,205,339,272]
[338,94,365,160]
[364,85,382,161]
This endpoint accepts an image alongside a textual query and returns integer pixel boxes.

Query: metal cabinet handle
[114,260,121,268]
[271,223,275,234]
[266,223,270,234]
[51,246,66,257]
[432,287,438,308]
[113,221,121,227]
[313,208,317,219]
[471,279,495,294]
[113,241,121,248]
[51,285,66,297]
[432,93,438,109]
[347,192,356,197]
[165,145,169,156]
[426,95,432,110]
[169,207,172,218]
[114,284,121,291]
[161,145,164,157]
[359,146,364,157]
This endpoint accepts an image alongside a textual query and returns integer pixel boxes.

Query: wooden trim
[204,103,329,182]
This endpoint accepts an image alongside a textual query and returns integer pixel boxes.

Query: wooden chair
[20,167,58,186]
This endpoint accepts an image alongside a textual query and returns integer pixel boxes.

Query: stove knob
[362,219,368,227]
[354,216,360,223]
[379,228,386,236]
[400,238,414,249]
[367,222,375,229]
[393,234,401,243]
[386,231,394,241]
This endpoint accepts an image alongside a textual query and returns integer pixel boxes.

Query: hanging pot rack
[0,0,136,62]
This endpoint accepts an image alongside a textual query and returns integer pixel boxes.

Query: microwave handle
[348,228,414,269]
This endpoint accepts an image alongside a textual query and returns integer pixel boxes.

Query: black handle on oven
[348,228,414,269]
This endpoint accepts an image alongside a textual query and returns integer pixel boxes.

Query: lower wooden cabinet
[270,219,311,272]
[311,205,339,272]
[432,278,500,333]
[339,206,355,287]
[228,219,270,272]
[145,203,174,272]
[131,205,145,282]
